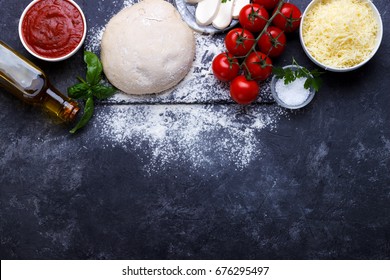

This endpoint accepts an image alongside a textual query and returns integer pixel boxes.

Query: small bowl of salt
[271,65,315,109]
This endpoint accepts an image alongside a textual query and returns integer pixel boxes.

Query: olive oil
[0,41,79,122]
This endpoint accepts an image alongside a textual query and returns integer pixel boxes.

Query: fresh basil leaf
[304,77,313,90]
[273,58,323,92]
[92,84,116,100]
[68,51,117,134]
[272,67,285,78]
[283,68,295,84]
[311,77,322,92]
[70,97,94,134]
[67,82,90,99]
[84,51,103,86]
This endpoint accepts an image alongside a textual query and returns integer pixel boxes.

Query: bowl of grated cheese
[300,0,383,72]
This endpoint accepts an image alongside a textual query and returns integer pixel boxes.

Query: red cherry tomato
[252,0,279,10]
[272,3,301,33]
[245,52,272,81]
[212,52,240,82]
[225,28,255,57]
[258,26,286,58]
[238,4,269,33]
[230,75,259,105]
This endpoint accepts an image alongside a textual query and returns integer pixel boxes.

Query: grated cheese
[302,0,379,68]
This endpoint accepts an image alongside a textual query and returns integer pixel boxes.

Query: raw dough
[101,0,195,95]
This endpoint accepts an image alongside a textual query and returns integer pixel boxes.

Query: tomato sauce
[21,0,85,59]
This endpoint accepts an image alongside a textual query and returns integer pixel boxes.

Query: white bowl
[300,0,383,72]
[271,65,316,110]
[18,0,87,62]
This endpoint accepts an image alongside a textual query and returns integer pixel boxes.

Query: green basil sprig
[68,51,116,134]
[273,58,323,93]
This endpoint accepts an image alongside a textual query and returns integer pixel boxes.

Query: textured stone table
[1,0,389,259]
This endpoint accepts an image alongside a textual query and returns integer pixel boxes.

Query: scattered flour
[95,105,285,174]
[85,0,286,174]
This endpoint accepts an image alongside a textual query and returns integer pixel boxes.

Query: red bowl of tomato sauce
[18,0,87,62]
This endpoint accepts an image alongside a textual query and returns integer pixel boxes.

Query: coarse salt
[275,77,310,106]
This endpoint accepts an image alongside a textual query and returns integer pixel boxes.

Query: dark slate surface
[1,0,389,260]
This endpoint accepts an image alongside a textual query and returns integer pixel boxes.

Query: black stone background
[1,0,389,259]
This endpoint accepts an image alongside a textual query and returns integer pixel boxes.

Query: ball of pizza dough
[101,0,195,95]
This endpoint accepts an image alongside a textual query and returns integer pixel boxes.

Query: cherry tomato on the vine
[212,52,240,82]
[238,4,269,33]
[245,52,272,81]
[225,28,255,57]
[258,26,286,58]
[252,0,279,11]
[272,3,301,33]
[230,75,259,105]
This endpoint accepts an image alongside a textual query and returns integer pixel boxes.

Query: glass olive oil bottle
[0,41,79,122]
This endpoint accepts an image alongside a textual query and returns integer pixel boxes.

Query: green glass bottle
[0,40,79,122]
